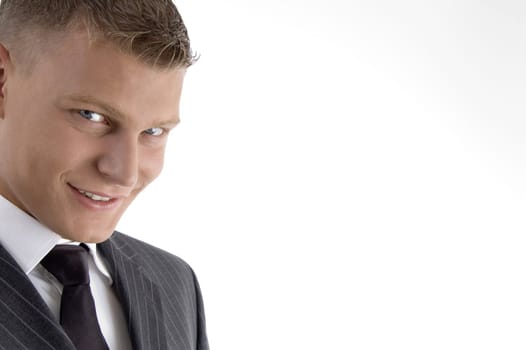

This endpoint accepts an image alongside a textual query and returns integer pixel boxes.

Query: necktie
[41,245,109,350]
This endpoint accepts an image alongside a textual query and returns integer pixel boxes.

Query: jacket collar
[98,232,167,350]
[0,243,75,349]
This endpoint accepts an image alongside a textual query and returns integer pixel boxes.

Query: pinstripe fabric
[0,244,75,349]
[0,232,208,350]
[98,232,209,350]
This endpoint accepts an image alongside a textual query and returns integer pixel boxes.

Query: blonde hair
[0,0,197,69]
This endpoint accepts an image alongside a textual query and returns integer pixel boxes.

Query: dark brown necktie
[41,245,108,350]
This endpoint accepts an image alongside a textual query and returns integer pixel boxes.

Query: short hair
[0,0,196,69]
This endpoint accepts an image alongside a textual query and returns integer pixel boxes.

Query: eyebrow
[59,94,181,127]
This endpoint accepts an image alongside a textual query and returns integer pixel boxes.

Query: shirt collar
[0,195,113,283]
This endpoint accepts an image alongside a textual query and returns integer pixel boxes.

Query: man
[0,0,208,349]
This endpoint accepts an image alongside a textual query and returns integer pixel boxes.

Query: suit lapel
[0,244,74,349]
[98,235,167,350]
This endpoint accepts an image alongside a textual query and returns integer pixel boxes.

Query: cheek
[29,129,87,172]
[12,107,82,165]
[139,148,165,186]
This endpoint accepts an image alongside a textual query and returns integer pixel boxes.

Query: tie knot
[41,245,90,286]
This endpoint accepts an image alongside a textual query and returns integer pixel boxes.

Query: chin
[59,227,115,243]
[82,231,114,243]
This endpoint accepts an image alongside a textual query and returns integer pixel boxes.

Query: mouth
[77,189,111,202]
[68,183,123,209]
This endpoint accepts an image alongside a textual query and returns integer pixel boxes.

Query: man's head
[0,0,194,243]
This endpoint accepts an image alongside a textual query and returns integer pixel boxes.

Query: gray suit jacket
[0,231,209,350]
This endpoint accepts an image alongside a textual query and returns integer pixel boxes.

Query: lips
[77,189,111,202]
[68,183,123,203]
[66,183,127,212]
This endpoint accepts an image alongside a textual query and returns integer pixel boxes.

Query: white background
[118,1,526,349]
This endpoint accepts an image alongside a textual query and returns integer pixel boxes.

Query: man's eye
[144,127,165,136]
[79,110,105,123]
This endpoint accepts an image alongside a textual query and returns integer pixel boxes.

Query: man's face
[0,29,185,243]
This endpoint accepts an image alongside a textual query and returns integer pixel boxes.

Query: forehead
[19,29,186,124]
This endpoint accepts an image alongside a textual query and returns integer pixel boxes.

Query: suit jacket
[0,231,209,350]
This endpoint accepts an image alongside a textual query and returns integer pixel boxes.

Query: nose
[97,133,139,188]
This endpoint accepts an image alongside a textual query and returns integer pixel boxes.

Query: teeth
[78,189,111,202]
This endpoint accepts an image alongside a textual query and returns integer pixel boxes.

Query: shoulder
[99,231,209,348]
[107,231,190,266]
[101,231,199,287]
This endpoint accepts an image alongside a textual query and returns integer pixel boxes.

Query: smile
[68,183,122,211]
[77,189,112,202]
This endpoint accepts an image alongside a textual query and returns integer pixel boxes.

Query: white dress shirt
[0,195,132,350]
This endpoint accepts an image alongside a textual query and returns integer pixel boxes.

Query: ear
[0,42,11,120]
